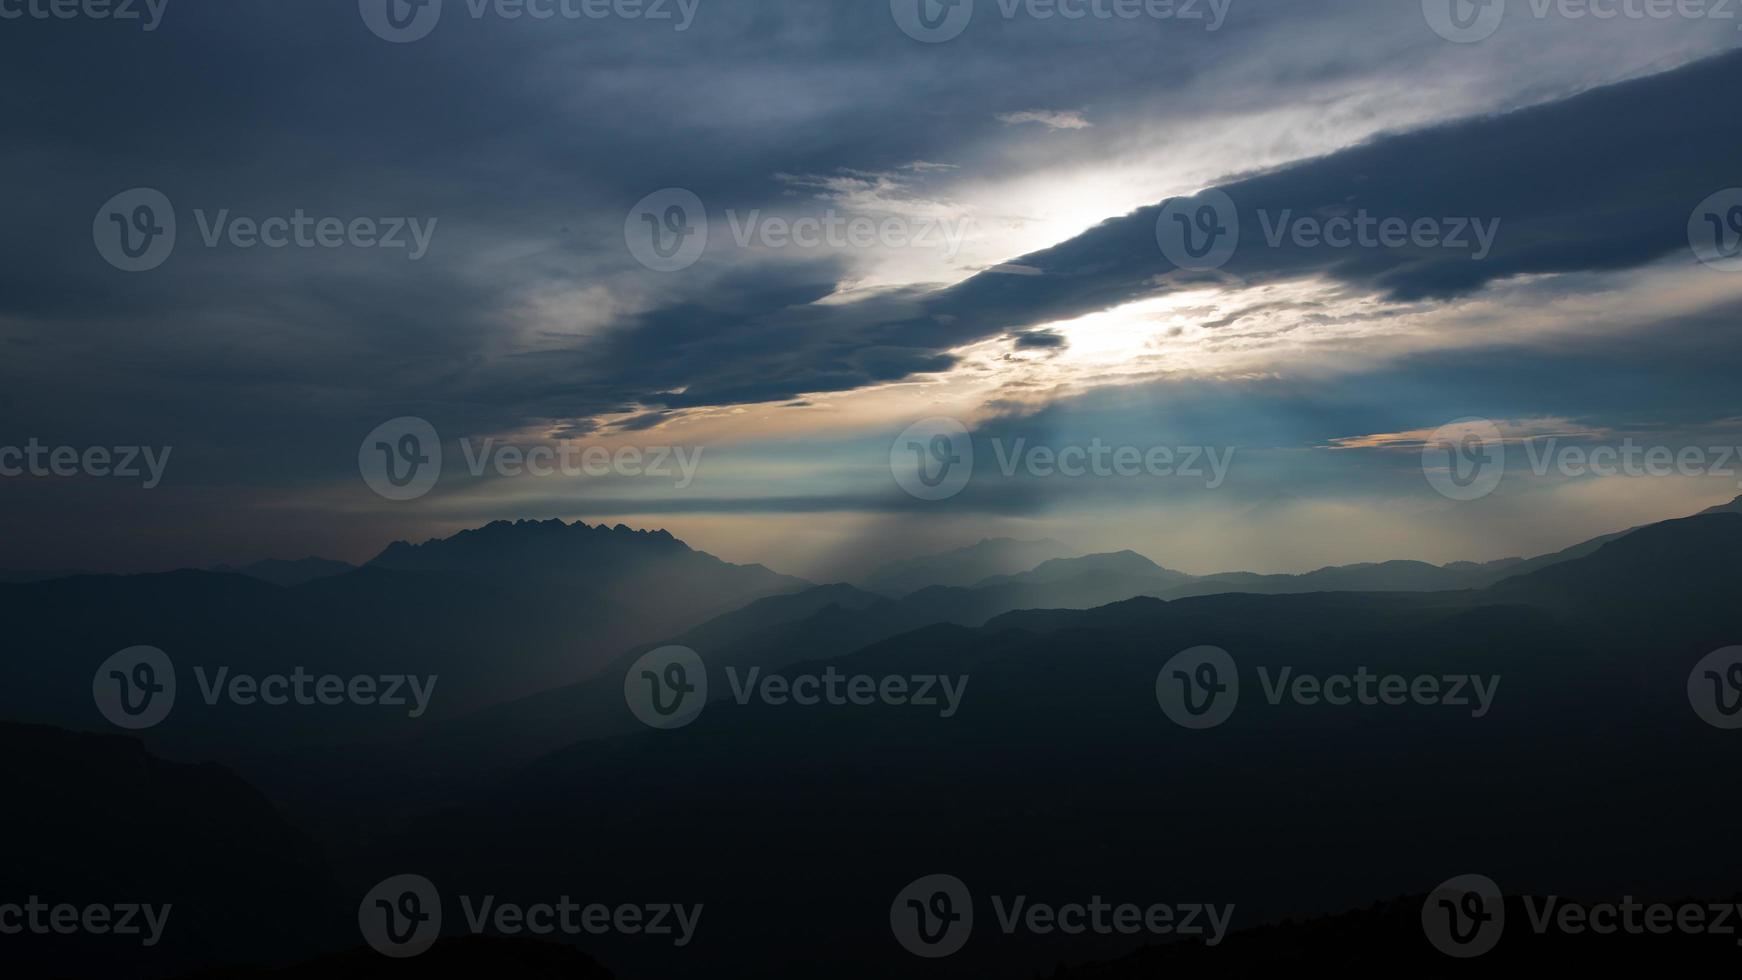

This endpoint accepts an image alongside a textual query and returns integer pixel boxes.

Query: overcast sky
[3,0,1740,578]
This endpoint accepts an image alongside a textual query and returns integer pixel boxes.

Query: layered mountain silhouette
[859,537,1075,594]
[7,498,1741,977]
[401,502,1739,781]
[0,521,808,759]
[362,510,1741,977]
[368,519,806,619]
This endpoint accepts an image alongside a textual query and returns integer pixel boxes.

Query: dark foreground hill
[0,723,337,979]
[1045,893,1742,976]
[179,937,613,979]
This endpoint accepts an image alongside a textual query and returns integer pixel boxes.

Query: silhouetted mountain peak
[1698,493,1742,516]
[972,550,1185,588]
[1493,512,1742,608]
[861,537,1075,594]
[363,519,808,644]
[370,518,696,569]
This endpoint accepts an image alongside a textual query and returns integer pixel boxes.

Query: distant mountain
[859,537,1074,594]
[371,519,807,625]
[971,550,1192,589]
[1697,492,1742,516]
[1159,556,1524,598]
[212,557,357,588]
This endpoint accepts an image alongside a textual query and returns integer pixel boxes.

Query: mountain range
[5,498,1741,977]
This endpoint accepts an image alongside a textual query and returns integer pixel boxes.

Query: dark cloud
[488,47,1742,421]
[1012,329,1067,349]
[3,2,1740,569]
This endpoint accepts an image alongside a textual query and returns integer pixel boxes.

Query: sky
[3,0,1742,580]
